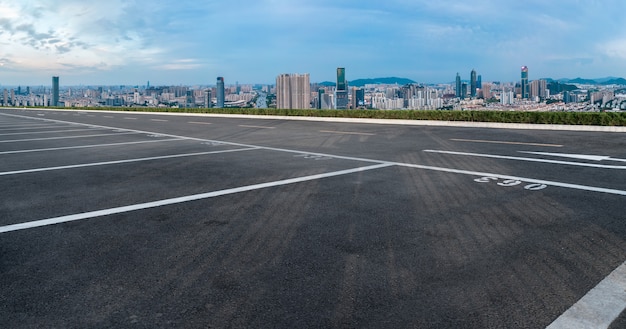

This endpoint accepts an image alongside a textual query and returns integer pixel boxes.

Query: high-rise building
[455,73,462,99]
[461,83,467,100]
[216,77,225,108]
[335,67,349,109]
[521,66,529,99]
[2,89,7,106]
[477,75,482,90]
[204,89,212,108]
[470,69,477,98]
[276,73,310,109]
[52,76,59,106]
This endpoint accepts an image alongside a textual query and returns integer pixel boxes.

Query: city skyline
[1,1,626,86]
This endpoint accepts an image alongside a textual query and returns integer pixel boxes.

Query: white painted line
[394,162,626,196]
[239,124,275,129]
[3,112,625,196]
[520,151,626,163]
[0,147,258,176]
[103,116,115,118]
[188,121,213,125]
[0,138,183,155]
[451,138,563,147]
[150,119,168,122]
[547,261,626,329]
[0,132,139,143]
[424,149,626,169]
[0,124,69,130]
[319,130,375,136]
[0,128,104,136]
[0,163,392,234]
[124,117,138,120]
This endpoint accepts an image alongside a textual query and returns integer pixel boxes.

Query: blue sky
[1,0,625,85]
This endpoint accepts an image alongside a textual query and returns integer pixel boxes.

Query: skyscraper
[521,66,529,99]
[477,75,482,90]
[204,89,212,108]
[455,73,462,99]
[470,69,477,98]
[52,76,59,106]
[276,73,310,109]
[216,77,225,108]
[335,67,349,109]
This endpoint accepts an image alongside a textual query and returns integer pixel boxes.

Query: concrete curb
[13,108,626,133]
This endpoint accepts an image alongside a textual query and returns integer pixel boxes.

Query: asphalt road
[1,108,625,328]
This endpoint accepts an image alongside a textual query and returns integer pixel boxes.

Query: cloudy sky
[1,0,625,86]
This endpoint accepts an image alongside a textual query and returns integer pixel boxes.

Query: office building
[477,75,482,90]
[455,73,462,99]
[216,77,225,108]
[204,89,212,108]
[470,69,477,98]
[2,89,7,106]
[521,66,529,99]
[276,73,310,109]
[52,76,59,106]
[335,67,349,109]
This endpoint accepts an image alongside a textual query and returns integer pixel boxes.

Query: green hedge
[34,107,626,126]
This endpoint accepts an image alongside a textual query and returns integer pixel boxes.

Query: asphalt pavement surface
[1,108,625,328]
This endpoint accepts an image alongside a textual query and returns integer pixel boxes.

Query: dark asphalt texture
[1,108,625,328]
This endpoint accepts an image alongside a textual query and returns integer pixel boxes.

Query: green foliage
[42,107,626,126]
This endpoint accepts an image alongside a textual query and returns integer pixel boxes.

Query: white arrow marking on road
[519,151,626,162]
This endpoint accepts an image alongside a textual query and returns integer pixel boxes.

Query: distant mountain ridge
[317,77,416,87]
[545,77,626,86]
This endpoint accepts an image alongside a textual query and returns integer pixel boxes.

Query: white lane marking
[0,163,392,234]
[103,116,115,118]
[547,261,626,329]
[188,121,213,125]
[0,132,139,143]
[239,124,275,129]
[0,124,70,130]
[424,149,626,169]
[451,138,563,147]
[394,162,626,196]
[0,139,182,155]
[150,119,168,122]
[124,117,138,120]
[319,130,375,136]
[520,151,626,163]
[0,128,104,136]
[2,112,625,196]
[0,147,258,176]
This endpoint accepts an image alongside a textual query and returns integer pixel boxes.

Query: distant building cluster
[1,66,626,112]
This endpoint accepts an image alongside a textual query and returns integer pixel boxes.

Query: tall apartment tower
[455,73,462,99]
[216,77,225,108]
[470,69,477,98]
[335,67,349,109]
[52,76,59,106]
[521,66,529,99]
[276,73,311,109]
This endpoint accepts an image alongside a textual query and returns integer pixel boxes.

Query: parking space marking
[0,138,183,155]
[547,261,626,329]
[0,124,70,130]
[451,138,563,147]
[0,163,392,234]
[0,128,103,137]
[0,132,139,143]
[239,124,275,129]
[0,147,259,176]
[424,149,626,169]
[319,130,375,136]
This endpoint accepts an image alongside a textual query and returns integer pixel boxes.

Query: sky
[1,0,626,86]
